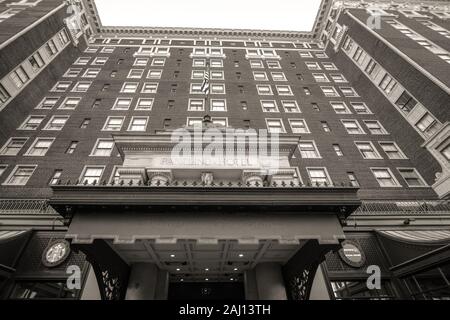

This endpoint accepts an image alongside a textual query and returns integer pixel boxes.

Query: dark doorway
[169,282,245,300]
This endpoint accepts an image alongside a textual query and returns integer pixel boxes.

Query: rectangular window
[282,100,301,113]
[64,68,82,77]
[147,70,162,79]
[121,82,139,93]
[355,142,382,159]
[103,117,124,131]
[141,83,158,94]
[342,120,365,134]
[261,100,279,112]
[134,58,148,66]
[266,119,286,133]
[152,58,166,66]
[25,138,54,156]
[113,98,133,110]
[330,102,351,114]
[28,52,45,71]
[3,165,36,186]
[51,81,72,92]
[188,99,205,111]
[307,168,331,185]
[128,117,148,131]
[211,84,226,94]
[0,166,7,179]
[19,115,45,130]
[192,59,206,67]
[322,62,337,70]
[395,92,417,113]
[321,86,339,97]
[347,172,359,187]
[250,60,264,68]
[379,142,407,159]
[10,66,29,88]
[365,59,378,76]
[340,87,359,97]
[305,62,321,70]
[290,120,310,134]
[45,40,58,56]
[257,85,273,95]
[44,115,69,130]
[276,85,293,96]
[58,97,81,110]
[66,141,78,154]
[321,121,331,132]
[75,57,90,65]
[330,74,347,83]
[210,59,223,68]
[37,97,59,110]
[0,83,11,105]
[0,138,28,156]
[351,102,372,114]
[371,168,400,187]
[191,70,205,79]
[379,74,397,94]
[313,73,329,82]
[80,118,90,129]
[253,71,268,81]
[266,60,281,69]
[72,81,91,92]
[299,141,320,158]
[210,71,224,80]
[333,144,344,156]
[210,99,227,112]
[271,72,286,81]
[83,68,101,78]
[415,113,439,137]
[187,117,203,127]
[80,166,104,184]
[364,120,388,135]
[135,98,154,111]
[49,170,62,185]
[92,57,108,65]
[91,139,114,157]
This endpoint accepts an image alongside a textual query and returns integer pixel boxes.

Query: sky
[95,0,323,32]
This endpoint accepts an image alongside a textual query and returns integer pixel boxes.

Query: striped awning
[379,230,450,243]
[0,230,29,244]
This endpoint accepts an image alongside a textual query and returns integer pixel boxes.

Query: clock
[42,240,71,267]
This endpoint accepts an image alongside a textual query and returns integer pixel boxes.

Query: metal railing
[0,199,58,215]
[353,200,450,216]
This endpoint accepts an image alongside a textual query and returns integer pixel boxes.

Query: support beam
[125,263,169,300]
[255,263,287,300]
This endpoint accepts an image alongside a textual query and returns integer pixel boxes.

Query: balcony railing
[353,200,450,216]
[0,199,58,215]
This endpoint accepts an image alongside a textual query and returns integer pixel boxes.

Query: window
[210,71,224,80]
[190,83,203,94]
[125,68,142,79]
[101,47,115,54]
[276,85,293,96]
[187,117,203,127]
[253,71,268,81]
[342,120,365,134]
[3,165,36,186]
[330,74,347,83]
[92,57,108,65]
[372,168,400,187]
[211,84,226,94]
[10,66,29,88]
[28,52,45,71]
[141,83,158,94]
[351,102,372,114]
[83,68,100,78]
[266,60,281,69]
[0,84,11,106]
[58,97,81,110]
[364,120,388,135]
[66,141,78,154]
[210,99,227,112]
[25,138,54,156]
[305,62,321,70]
[188,99,205,111]
[136,98,154,111]
[340,87,359,97]
[45,40,58,56]
[395,92,417,113]
[210,59,223,68]
[113,98,133,110]
[134,58,148,66]
[347,172,359,187]
[322,62,337,70]
[212,117,228,127]
[299,141,320,158]
[261,100,279,112]
[355,142,382,159]
[282,101,301,113]
[331,102,351,114]
[128,117,148,131]
[91,139,114,156]
[321,121,331,132]
[289,119,310,134]
[299,52,312,58]
[440,142,450,161]
[64,68,82,77]
[321,86,339,97]
[192,59,206,67]
[147,69,163,79]
[19,115,45,130]
[152,58,166,66]
[315,52,328,59]
[52,81,71,92]
[80,118,90,129]
[271,72,286,81]
[250,60,263,68]
[365,59,379,76]
[0,138,28,156]
[80,166,104,184]
[49,170,62,185]
[379,74,397,94]
[103,117,124,131]
[307,168,331,185]
[313,73,329,82]
[191,70,205,79]
[379,142,407,159]
[266,119,286,133]
[37,97,59,109]
[257,85,273,95]
[75,57,90,65]
[353,47,365,62]
[121,82,139,93]
[0,166,7,179]
[415,113,439,137]
[44,115,69,130]
[72,81,91,92]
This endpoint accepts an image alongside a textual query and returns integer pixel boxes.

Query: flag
[200,62,210,95]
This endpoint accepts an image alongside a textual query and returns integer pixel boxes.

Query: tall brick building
[0,0,449,300]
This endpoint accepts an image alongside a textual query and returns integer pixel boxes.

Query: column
[309,265,330,300]
[80,265,101,300]
[125,263,159,300]
[244,269,259,300]
[255,263,287,300]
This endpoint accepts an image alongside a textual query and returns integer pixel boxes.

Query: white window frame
[141,82,159,94]
[342,119,365,135]
[102,116,125,131]
[355,141,383,159]
[43,115,69,131]
[135,98,154,111]
[281,100,301,113]
[0,137,28,156]
[257,85,273,95]
[79,166,105,185]
[276,85,293,96]
[210,99,227,112]
[306,167,332,186]
[260,100,279,113]
[2,165,37,186]
[121,82,139,93]
[112,97,133,110]
[90,139,115,157]
[397,168,428,187]
[379,142,407,159]
[18,115,45,130]
[188,99,205,112]
[289,119,310,134]
[24,137,55,157]
[147,69,163,79]
[128,117,149,132]
[265,118,286,133]
[364,120,388,135]
[371,167,401,188]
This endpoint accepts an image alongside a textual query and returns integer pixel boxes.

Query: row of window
[0,164,428,189]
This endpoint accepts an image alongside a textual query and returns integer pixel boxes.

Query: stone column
[309,265,330,300]
[125,263,159,300]
[244,269,259,300]
[255,263,287,300]
[80,265,101,300]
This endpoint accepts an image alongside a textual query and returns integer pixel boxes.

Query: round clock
[42,240,71,268]
[338,240,366,268]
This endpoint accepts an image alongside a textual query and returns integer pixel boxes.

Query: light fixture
[170,254,175,258]
[238,254,244,258]
[234,268,238,271]
[230,278,234,281]
[180,278,184,282]
[205,278,209,281]
[176,268,180,271]
[205,268,209,271]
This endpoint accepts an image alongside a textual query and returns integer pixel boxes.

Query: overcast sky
[95,0,322,31]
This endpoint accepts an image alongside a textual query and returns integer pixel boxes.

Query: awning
[0,230,31,277]
[66,212,345,245]
[378,230,450,244]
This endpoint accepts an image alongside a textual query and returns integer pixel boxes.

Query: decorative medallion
[42,240,71,267]
[338,240,366,268]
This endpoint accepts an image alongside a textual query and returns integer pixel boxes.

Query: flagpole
[205,58,210,114]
